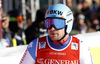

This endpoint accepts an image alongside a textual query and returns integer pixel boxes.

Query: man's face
[17,20,24,29]
[2,17,9,29]
[48,27,65,41]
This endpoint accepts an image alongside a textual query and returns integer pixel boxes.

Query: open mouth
[51,32,57,36]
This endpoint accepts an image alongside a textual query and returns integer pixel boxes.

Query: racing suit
[19,36,93,64]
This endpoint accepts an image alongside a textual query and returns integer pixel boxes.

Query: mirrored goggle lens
[45,18,66,29]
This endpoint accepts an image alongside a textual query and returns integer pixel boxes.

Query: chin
[51,37,58,41]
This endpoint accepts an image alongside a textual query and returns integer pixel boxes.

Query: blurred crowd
[66,0,100,35]
[0,8,47,47]
[0,0,100,47]
[1,12,27,47]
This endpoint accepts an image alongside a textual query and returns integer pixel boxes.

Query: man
[1,12,12,47]
[25,8,47,44]
[19,4,93,64]
[13,15,27,46]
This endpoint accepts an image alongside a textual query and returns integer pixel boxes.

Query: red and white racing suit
[19,36,93,64]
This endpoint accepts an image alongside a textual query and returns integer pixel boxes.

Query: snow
[0,45,27,64]
[0,31,100,64]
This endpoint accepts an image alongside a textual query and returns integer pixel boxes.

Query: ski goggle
[45,18,66,29]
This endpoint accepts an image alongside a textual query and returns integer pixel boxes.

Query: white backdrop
[0,32,100,64]
[0,45,27,64]
[74,31,100,48]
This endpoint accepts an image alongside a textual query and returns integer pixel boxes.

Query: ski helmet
[45,4,74,33]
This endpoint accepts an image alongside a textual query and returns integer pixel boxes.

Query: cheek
[59,31,64,35]
[58,29,65,36]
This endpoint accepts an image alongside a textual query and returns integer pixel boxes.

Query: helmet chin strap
[57,33,67,46]
[56,25,68,46]
[50,33,67,46]
[50,26,67,46]
[50,32,67,46]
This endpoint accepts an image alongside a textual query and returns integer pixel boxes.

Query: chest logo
[39,42,46,49]
[71,42,78,50]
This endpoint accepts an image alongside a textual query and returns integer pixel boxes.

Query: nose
[49,26,56,30]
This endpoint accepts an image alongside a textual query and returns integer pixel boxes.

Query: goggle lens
[45,18,66,29]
